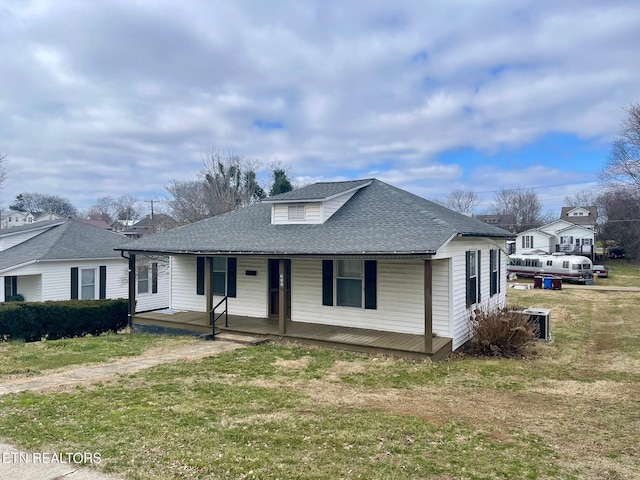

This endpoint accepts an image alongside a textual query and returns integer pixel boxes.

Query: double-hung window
[490,249,500,297]
[322,259,377,309]
[212,257,227,296]
[466,250,481,307]
[81,268,96,300]
[138,265,149,294]
[336,260,363,308]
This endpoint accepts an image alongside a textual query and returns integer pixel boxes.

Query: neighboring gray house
[120,179,511,359]
[0,220,168,310]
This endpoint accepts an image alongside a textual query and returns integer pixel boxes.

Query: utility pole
[144,200,157,234]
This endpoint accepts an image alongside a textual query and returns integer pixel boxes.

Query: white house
[1,210,63,229]
[0,220,168,311]
[119,179,511,359]
[516,219,596,256]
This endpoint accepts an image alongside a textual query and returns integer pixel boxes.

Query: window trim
[138,265,150,294]
[80,267,97,300]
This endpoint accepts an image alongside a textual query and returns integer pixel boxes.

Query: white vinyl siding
[431,259,452,338]
[272,202,322,224]
[14,274,42,302]
[322,191,358,221]
[1,259,128,302]
[170,256,268,318]
[293,258,425,335]
[437,237,507,350]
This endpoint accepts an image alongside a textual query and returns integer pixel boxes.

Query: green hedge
[0,299,128,342]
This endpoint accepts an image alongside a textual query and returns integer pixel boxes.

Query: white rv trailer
[507,253,593,283]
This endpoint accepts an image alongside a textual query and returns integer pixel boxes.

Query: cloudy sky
[1,0,639,216]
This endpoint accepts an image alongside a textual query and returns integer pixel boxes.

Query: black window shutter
[477,250,482,303]
[196,257,205,295]
[497,250,501,294]
[71,267,79,300]
[322,260,333,306]
[465,252,471,308]
[152,262,158,294]
[227,257,237,298]
[99,265,107,299]
[364,260,377,309]
[489,250,496,296]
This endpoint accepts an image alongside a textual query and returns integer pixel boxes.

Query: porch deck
[134,310,452,361]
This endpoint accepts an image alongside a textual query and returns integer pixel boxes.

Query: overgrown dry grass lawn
[0,287,638,479]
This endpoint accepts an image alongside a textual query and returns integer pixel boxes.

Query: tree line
[0,150,295,229]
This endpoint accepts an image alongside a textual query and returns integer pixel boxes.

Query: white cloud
[0,0,638,212]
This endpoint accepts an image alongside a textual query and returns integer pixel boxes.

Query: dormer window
[288,205,306,221]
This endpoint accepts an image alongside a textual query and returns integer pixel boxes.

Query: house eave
[118,247,437,259]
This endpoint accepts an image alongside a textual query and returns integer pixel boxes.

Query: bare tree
[597,187,640,259]
[86,196,116,223]
[600,102,640,192]
[492,187,543,232]
[165,150,267,225]
[201,149,266,215]
[598,103,640,258]
[9,192,78,218]
[114,194,143,224]
[164,179,212,224]
[564,189,599,208]
[442,189,479,214]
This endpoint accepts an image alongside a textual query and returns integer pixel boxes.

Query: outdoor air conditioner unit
[523,308,551,341]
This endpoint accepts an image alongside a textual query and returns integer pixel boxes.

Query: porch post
[128,254,136,328]
[205,257,213,318]
[278,258,286,335]
[424,259,433,354]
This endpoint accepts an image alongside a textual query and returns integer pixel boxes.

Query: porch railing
[210,296,228,340]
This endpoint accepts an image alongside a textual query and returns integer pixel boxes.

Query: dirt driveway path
[0,338,248,480]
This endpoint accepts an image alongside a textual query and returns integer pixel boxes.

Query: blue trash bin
[543,276,553,289]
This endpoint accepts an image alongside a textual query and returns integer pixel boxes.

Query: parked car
[608,247,625,259]
[592,265,609,278]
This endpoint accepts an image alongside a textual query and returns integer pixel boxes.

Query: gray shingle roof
[0,220,129,272]
[0,219,66,237]
[262,179,373,202]
[120,179,510,256]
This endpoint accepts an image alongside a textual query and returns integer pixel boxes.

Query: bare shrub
[466,305,538,358]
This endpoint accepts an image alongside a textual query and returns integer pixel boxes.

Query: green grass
[595,259,640,287]
[0,332,195,378]
[0,288,639,479]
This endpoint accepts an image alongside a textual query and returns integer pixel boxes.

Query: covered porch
[133,309,453,361]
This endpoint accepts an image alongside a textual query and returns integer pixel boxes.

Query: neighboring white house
[119,179,512,357]
[0,220,168,311]
[1,210,63,229]
[515,219,596,256]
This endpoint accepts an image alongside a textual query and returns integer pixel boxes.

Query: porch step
[201,331,270,346]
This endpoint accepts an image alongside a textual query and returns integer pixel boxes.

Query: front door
[268,259,291,320]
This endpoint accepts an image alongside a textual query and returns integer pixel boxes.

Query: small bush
[466,305,538,358]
